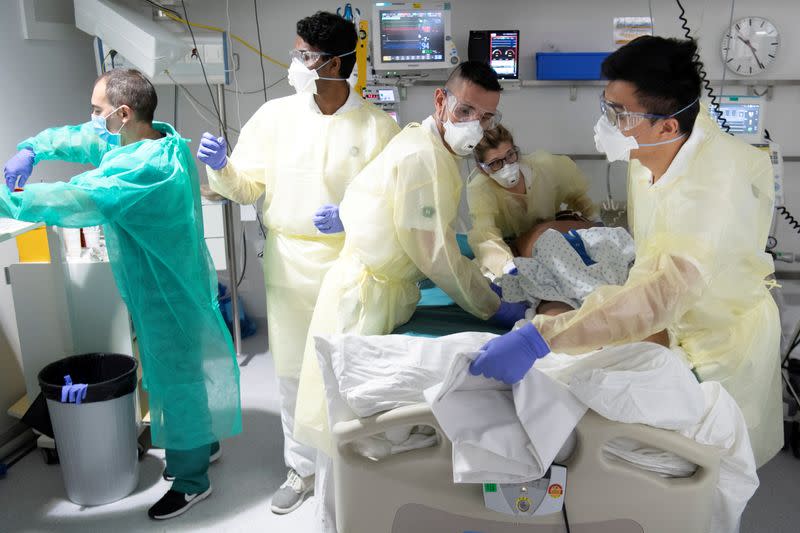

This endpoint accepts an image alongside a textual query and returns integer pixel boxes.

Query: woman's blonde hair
[474,124,515,163]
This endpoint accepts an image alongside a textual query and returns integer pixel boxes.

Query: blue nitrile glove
[313,204,345,234]
[60,375,73,403]
[69,384,88,404]
[470,323,550,384]
[60,375,88,404]
[197,132,228,170]
[489,299,529,329]
[4,148,35,191]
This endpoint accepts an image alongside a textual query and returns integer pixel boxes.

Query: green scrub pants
[164,441,220,494]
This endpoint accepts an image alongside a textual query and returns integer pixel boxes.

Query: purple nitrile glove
[469,322,550,384]
[313,204,345,234]
[197,132,228,170]
[4,148,35,191]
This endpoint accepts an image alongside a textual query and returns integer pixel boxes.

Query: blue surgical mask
[91,106,125,145]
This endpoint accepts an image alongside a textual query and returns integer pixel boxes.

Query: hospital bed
[329,283,724,533]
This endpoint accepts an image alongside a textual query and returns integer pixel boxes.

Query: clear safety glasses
[289,49,332,67]
[479,146,520,173]
[444,90,502,131]
[599,92,671,132]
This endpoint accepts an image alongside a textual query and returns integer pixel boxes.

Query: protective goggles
[444,89,502,130]
[290,48,356,67]
[289,49,334,67]
[599,92,699,132]
[478,146,520,172]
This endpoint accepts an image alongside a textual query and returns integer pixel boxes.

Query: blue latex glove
[313,204,345,234]
[469,323,550,384]
[489,299,529,329]
[4,148,35,191]
[197,132,228,170]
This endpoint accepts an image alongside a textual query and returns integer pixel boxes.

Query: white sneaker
[270,469,314,514]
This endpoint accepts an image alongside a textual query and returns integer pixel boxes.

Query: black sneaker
[163,443,222,482]
[147,487,213,520]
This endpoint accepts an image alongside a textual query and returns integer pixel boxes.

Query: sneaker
[270,469,314,514]
[163,442,222,482]
[148,487,213,520]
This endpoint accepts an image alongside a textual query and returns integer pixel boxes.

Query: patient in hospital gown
[499,218,669,346]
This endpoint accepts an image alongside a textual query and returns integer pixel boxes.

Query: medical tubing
[674,0,730,133]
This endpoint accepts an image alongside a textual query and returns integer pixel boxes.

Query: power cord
[776,207,800,234]
[675,0,730,133]
[562,500,572,533]
[253,0,269,103]
[179,0,230,149]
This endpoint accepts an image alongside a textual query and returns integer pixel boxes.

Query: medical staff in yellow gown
[201,15,400,505]
[468,125,596,279]
[294,64,514,454]
[470,37,782,468]
[534,110,782,466]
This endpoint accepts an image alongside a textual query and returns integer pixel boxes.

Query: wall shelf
[396,78,799,100]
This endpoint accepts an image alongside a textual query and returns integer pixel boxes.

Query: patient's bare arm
[535,301,669,347]
[514,219,597,258]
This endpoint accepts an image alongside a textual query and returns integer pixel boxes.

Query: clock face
[721,17,780,76]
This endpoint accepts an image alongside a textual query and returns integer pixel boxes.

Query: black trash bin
[38,353,139,506]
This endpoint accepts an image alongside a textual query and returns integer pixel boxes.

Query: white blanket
[315,333,758,533]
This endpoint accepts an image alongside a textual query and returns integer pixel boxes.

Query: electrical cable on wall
[674,0,731,133]
[777,206,800,235]
[226,0,244,132]
[224,78,287,95]
[253,0,269,103]
[179,0,231,150]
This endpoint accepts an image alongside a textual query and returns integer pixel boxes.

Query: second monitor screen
[490,31,519,79]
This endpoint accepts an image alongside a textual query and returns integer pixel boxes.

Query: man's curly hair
[296,11,357,78]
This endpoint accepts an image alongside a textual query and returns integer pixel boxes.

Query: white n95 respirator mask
[287,50,356,95]
[489,162,521,188]
[594,115,688,163]
[287,58,322,95]
[443,119,484,157]
[593,116,639,162]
